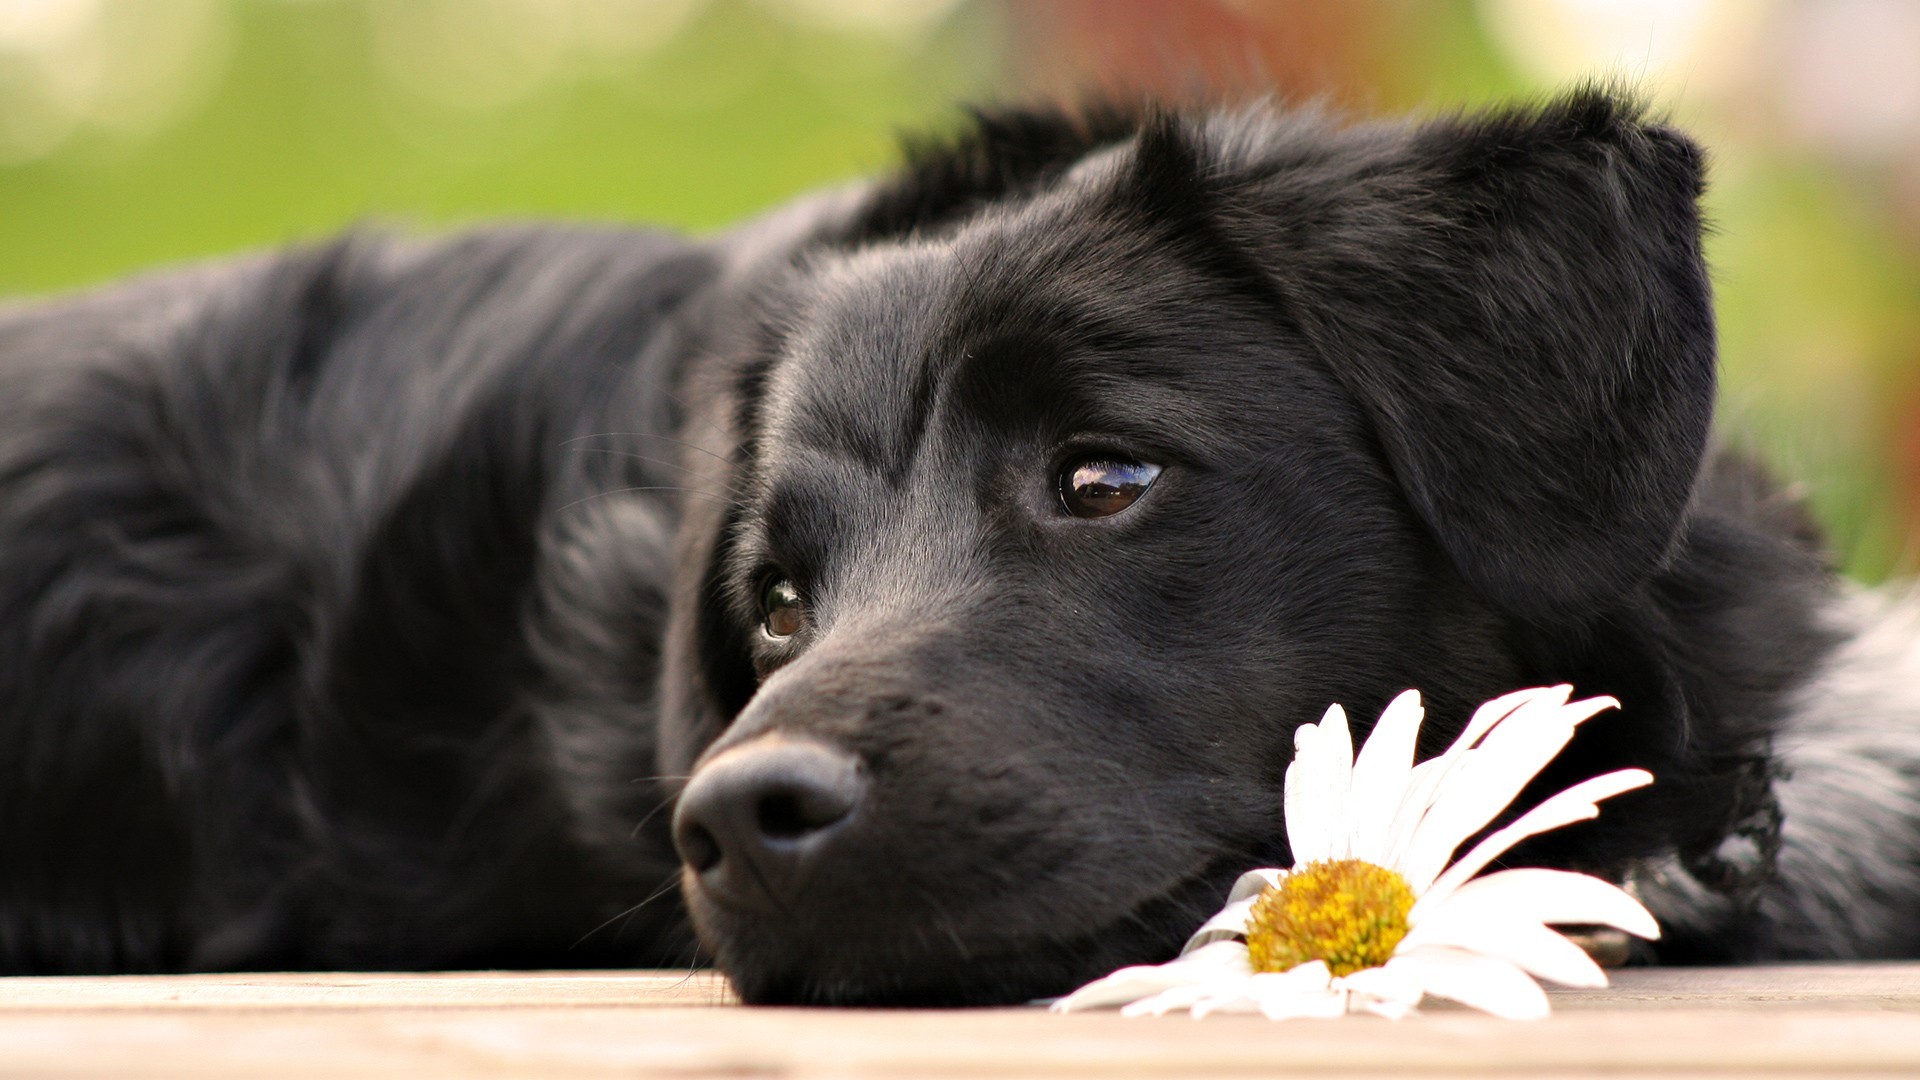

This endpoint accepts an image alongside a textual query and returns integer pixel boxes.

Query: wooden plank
[0,969,733,1011]
[5,1002,1920,1078]
[2,964,1913,1012]
[3,966,1919,1077]
[1553,964,1920,1011]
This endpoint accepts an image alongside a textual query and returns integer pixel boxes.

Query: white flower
[1051,686,1660,1020]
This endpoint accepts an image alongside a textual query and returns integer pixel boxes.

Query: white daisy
[1051,685,1660,1020]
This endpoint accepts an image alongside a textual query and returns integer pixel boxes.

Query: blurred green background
[2,0,1918,579]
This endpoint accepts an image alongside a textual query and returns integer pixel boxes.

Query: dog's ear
[1219,90,1715,621]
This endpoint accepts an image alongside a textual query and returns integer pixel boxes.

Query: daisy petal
[1434,686,1573,772]
[1420,768,1654,907]
[1347,690,1423,864]
[1263,959,1334,992]
[1124,981,1244,1017]
[1120,962,1335,1019]
[1380,756,1448,869]
[1226,868,1287,904]
[1417,868,1660,941]
[1122,991,1189,1017]
[1056,972,1189,1013]
[1253,988,1349,1021]
[1166,964,1337,1020]
[1321,704,1353,859]
[1352,994,1418,1020]
[1400,913,1608,988]
[1284,705,1353,863]
[1246,964,1345,1021]
[1183,897,1257,952]
[1283,722,1322,863]
[1399,693,1617,891]
[1051,941,1252,1012]
[1336,963,1426,1015]
[1383,687,1570,881]
[1385,946,1552,1020]
[1184,868,1289,953]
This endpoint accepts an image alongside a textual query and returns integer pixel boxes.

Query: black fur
[0,89,1885,1001]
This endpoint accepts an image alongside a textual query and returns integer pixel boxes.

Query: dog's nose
[672,737,866,910]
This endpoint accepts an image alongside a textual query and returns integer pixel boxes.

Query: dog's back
[0,229,712,971]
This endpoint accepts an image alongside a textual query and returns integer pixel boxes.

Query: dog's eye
[761,578,805,639]
[1058,458,1162,518]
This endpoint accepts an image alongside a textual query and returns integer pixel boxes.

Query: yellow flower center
[1245,858,1416,977]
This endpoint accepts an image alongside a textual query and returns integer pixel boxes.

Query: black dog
[2,88,1916,1004]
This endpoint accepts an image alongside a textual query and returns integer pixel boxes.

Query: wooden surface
[5,965,1920,1077]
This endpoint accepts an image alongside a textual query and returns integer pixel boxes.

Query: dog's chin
[691,866,1234,1007]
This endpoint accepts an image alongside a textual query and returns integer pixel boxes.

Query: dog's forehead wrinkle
[759,183,1267,495]
[947,207,1281,363]
[750,435,983,540]
[760,242,975,482]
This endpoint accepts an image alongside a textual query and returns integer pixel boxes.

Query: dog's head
[656,90,1715,1004]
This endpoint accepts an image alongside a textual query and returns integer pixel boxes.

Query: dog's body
[2,91,1917,1003]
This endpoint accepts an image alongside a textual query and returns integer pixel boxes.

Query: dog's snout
[673,737,866,909]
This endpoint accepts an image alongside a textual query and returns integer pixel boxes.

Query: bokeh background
[2,0,1917,578]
